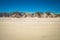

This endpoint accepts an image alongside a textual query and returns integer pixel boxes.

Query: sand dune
[0,18,60,40]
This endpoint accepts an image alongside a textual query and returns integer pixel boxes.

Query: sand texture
[0,18,60,40]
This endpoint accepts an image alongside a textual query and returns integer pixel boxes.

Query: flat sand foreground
[0,18,60,40]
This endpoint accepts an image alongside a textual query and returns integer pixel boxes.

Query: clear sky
[0,0,60,14]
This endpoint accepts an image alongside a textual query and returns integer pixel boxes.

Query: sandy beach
[0,18,60,40]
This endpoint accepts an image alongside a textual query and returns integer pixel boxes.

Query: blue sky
[0,0,60,14]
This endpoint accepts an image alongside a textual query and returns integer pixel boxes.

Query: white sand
[0,18,60,40]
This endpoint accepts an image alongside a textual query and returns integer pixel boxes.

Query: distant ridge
[0,12,60,18]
